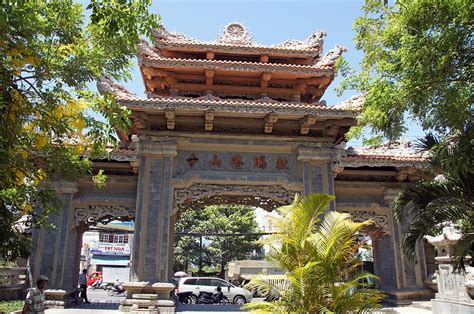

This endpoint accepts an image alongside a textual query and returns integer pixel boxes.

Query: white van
[177,277,253,305]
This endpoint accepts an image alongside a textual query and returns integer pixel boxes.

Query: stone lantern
[424,222,473,313]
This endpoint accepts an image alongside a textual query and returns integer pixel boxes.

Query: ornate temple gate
[30,23,433,304]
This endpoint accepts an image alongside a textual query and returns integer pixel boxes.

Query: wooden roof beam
[170,82,299,97]
[147,77,168,90]
[260,54,269,63]
[264,112,278,133]
[300,115,317,135]
[142,67,169,78]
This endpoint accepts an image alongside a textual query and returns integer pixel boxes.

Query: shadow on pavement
[177,303,243,312]
[73,302,120,310]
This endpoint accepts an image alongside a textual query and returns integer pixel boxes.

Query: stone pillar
[297,146,335,208]
[29,181,81,289]
[382,187,432,304]
[131,141,176,283]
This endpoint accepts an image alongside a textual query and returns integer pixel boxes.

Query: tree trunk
[220,261,225,279]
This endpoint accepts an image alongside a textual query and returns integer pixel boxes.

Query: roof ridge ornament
[152,25,198,43]
[216,22,255,46]
[273,30,326,53]
[315,45,347,66]
[97,76,136,98]
[137,39,158,58]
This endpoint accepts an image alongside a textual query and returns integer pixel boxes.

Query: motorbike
[196,291,230,305]
[175,291,195,304]
[107,284,126,296]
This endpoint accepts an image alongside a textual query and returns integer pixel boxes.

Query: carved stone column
[382,187,432,304]
[30,180,81,289]
[297,146,335,208]
[131,140,177,282]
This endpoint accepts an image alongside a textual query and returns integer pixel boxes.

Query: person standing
[22,275,48,314]
[79,269,91,304]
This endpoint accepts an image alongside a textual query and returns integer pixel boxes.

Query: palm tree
[242,193,384,313]
[393,123,474,269]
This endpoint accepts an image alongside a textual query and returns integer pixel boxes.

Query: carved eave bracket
[205,110,215,131]
[165,109,175,130]
[130,160,139,173]
[260,72,272,88]
[264,112,278,133]
[300,115,316,135]
[131,113,149,130]
[205,70,215,87]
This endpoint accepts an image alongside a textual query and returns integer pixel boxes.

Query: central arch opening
[171,184,295,284]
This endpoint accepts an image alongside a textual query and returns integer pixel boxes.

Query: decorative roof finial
[315,45,347,66]
[217,22,254,46]
[97,76,136,98]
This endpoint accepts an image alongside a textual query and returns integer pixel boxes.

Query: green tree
[338,0,473,144]
[0,0,159,261]
[243,194,384,313]
[394,127,474,269]
[339,0,474,268]
[173,205,261,276]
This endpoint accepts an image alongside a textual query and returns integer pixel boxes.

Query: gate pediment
[173,183,297,212]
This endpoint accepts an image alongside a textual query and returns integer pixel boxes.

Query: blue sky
[116,0,423,144]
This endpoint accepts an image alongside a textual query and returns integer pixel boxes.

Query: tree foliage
[338,0,473,144]
[394,125,474,269]
[0,0,159,261]
[243,193,384,313]
[173,205,261,276]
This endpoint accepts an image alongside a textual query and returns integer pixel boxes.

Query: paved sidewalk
[46,305,432,313]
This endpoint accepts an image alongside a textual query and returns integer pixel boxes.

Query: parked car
[176,277,252,305]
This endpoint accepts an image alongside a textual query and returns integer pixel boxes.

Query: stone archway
[167,183,299,279]
[336,204,394,290]
[71,205,136,287]
[30,203,136,290]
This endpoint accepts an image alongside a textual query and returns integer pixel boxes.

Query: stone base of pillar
[44,288,82,309]
[384,288,434,305]
[431,298,474,314]
[119,282,175,313]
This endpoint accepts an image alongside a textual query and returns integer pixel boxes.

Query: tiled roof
[152,24,325,54]
[139,55,335,76]
[156,40,320,53]
[340,142,428,167]
[115,95,360,117]
[341,154,426,162]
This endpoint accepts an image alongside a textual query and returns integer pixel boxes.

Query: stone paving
[43,288,434,313]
